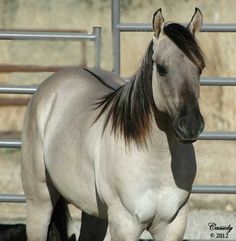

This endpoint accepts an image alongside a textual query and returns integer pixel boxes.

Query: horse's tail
[47,197,76,241]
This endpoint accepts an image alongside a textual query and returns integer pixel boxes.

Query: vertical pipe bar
[112,0,121,75]
[93,27,102,68]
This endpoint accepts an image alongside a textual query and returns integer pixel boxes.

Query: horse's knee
[150,203,189,241]
[165,203,189,241]
[108,206,143,241]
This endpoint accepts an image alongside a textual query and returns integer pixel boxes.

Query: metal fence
[0,26,102,203]
[111,0,236,195]
[0,27,101,68]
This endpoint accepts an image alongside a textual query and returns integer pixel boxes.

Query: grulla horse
[21,8,205,241]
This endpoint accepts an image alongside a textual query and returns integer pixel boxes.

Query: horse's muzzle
[174,114,205,143]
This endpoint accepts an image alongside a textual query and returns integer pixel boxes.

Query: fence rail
[200,77,236,86]
[0,26,102,206]
[192,185,236,194]
[0,27,101,68]
[0,139,21,148]
[0,64,86,73]
[198,132,236,140]
[117,23,236,32]
[1,185,236,203]
[112,0,236,74]
[0,131,236,149]
[0,77,235,96]
[0,30,96,41]
[0,85,37,94]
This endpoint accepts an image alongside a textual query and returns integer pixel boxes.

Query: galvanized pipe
[0,27,102,68]
[0,139,21,148]
[0,77,235,95]
[0,194,26,203]
[192,185,236,194]
[113,21,236,73]
[124,77,236,86]
[93,27,102,68]
[112,0,121,74]
[0,132,235,148]
[117,23,236,32]
[201,77,236,86]
[199,132,236,140]
[0,185,235,203]
[0,85,37,94]
[0,30,97,41]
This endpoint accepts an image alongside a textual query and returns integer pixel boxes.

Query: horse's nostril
[200,116,205,132]
[177,117,188,135]
[176,116,204,140]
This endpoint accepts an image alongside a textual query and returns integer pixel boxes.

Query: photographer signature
[208,222,233,235]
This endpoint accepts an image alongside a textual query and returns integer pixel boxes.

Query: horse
[21,8,205,241]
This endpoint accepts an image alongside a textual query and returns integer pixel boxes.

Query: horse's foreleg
[26,200,54,241]
[23,168,59,241]
[149,202,189,241]
[108,204,143,241]
[22,142,59,241]
[78,211,108,241]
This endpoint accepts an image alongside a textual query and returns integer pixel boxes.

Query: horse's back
[31,67,122,105]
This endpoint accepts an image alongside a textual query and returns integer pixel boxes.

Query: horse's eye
[198,68,203,75]
[156,64,167,77]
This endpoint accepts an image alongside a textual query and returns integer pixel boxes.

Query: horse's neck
[147,111,196,191]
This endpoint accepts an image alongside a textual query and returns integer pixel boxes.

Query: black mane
[95,41,155,146]
[164,23,205,69]
[95,23,205,146]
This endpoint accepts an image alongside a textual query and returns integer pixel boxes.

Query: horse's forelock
[163,23,205,70]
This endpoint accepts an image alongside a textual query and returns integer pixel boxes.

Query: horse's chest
[133,186,189,224]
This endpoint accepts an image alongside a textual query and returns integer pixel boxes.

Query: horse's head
[152,8,205,143]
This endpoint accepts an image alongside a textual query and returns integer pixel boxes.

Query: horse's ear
[187,8,203,35]
[153,8,165,38]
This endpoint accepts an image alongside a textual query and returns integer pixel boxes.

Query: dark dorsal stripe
[83,67,120,91]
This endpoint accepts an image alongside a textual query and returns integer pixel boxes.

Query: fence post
[93,27,102,68]
[112,0,120,75]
